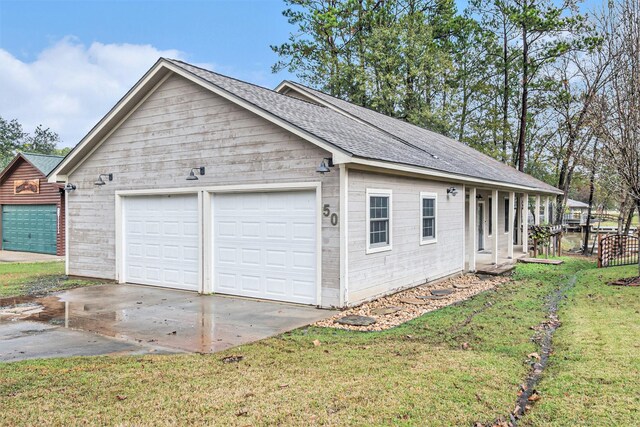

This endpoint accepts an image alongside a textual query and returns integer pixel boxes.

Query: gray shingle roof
[167,59,560,194]
[22,152,64,176]
[567,198,589,208]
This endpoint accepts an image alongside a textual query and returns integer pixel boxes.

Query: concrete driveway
[0,250,64,263]
[0,284,334,362]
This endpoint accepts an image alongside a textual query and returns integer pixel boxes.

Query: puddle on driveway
[1,293,230,352]
[0,287,332,354]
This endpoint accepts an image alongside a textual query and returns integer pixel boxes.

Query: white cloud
[0,38,191,147]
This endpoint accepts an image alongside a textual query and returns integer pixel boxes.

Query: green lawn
[522,263,640,426]
[0,258,638,426]
[0,262,100,298]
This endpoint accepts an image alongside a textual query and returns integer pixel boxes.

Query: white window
[420,192,437,244]
[366,189,392,253]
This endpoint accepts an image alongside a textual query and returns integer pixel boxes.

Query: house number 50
[323,204,339,226]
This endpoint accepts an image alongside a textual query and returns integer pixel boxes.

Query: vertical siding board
[68,74,340,307]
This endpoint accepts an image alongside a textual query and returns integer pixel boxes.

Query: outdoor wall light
[316,157,334,174]
[64,183,77,192]
[94,173,113,186]
[446,186,458,197]
[186,167,205,181]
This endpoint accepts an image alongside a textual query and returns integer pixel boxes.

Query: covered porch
[463,186,556,273]
[475,245,527,274]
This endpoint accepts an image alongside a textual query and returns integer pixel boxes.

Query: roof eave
[277,81,562,196]
[344,156,563,195]
[0,154,25,184]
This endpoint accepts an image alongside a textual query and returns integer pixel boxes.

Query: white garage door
[124,194,199,291]
[213,191,317,304]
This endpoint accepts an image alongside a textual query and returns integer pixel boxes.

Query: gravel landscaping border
[316,273,512,331]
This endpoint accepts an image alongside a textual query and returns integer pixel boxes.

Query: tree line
[272,0,639,230]
[0,116,68,169]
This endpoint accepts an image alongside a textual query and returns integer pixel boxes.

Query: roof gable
[0,152,63,184]
[48,58,349,181]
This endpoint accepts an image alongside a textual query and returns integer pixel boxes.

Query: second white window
[420,192,437,244]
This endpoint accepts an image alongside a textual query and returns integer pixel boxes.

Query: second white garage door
[213,191,317,305]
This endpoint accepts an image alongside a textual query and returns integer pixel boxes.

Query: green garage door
[2,205,57,255]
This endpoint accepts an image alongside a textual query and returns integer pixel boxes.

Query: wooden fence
[598,234,639,268]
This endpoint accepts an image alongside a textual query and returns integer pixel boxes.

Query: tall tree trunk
[502,20,509,163]
[636,200,640,276]
[458,81,469,142]
[635,199,640,276]
[624,206,635,235]
[517,19,529,172]
[583,144,598,255]
[357,0,367,107]
[555,194,565,226]
[618,193,629,232]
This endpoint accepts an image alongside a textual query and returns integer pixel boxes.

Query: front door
[477,201,485,250]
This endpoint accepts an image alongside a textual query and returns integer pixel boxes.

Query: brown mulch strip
[316,274,511,331]
[609,277,640,287]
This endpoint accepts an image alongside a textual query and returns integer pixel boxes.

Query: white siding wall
[347,170,464,305]
[67,74,341,307]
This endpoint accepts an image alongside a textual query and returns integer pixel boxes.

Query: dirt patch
[0,295,65,322]
[0,295,37,307]
[18,276,95,296]
[316,274,511,331]
[609,276,640,286]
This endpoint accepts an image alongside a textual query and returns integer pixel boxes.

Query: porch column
[535,195,541,225]
[461,184,466,271]
[469,187,477,272]
[492,189,499,264]
[522,193,529,254]
[544,196,550,224]
[508,191,515,258]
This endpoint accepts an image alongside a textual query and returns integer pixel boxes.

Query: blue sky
[0,0,297,146]
[1,0,294,86]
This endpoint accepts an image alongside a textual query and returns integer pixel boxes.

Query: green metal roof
[22,153,64,177]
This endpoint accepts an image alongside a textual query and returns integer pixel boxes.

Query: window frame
[419,192,438,245]
[365,188,392,254]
